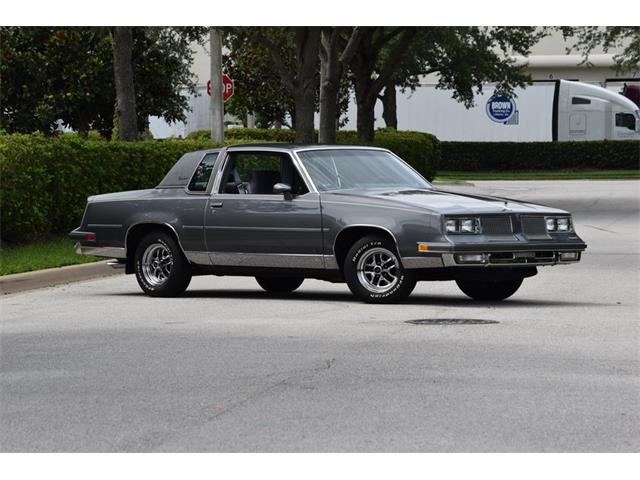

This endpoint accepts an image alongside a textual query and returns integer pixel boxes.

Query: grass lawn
[434,170,640,181]
[0,237,100,276]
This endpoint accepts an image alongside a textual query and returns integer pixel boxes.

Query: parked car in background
[70,144,587,303]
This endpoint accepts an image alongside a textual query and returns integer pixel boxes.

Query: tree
[318,27,362,143]
[348,27,418,142]
[258,27,322,143]
[0,27,206,137]
[561,26,640,73]
[1,27,115,136]
[222,28,295,128]
[373,27,548,132]
[113,27,137,140]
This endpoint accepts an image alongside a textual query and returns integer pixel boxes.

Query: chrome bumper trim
[441,251,581,267]
[401,256,445,269]
[74,243,126,259]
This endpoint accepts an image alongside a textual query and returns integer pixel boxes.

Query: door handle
[210,201,224,209]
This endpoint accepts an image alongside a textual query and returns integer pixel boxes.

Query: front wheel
[255,276,304,293]
[456,278,523,301]
[134,232,192,297]
[343,235,416,304]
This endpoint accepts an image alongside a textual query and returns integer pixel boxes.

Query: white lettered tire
[134,231,192,297]
[343,235,416,304]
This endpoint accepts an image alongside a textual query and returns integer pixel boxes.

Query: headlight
[445,219,458,233]
[445,217,480,234]
[556,217,570,231]
[545,218,557,231]
[545,216,572,232]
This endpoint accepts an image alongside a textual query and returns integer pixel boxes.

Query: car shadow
[100,289,602,308]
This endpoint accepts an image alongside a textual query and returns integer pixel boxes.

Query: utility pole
[209,27,224,142]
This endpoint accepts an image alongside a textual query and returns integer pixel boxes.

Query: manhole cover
[405,318,499,325]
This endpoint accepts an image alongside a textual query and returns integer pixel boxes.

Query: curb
[0,261,124,295]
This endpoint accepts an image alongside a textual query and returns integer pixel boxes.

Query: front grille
[488,251,555,264]
[521,216,551,240]
[480,216,514,239]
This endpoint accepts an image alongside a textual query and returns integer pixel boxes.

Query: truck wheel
[343,235,416,304]
[255,276,304,293]
[135,232,192,297]
[456,278,523,301]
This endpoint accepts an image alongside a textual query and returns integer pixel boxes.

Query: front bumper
[402,241,586,269]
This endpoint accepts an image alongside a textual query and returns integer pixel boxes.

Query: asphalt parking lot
[1,180,638,452]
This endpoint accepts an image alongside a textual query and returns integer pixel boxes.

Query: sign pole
[209,27,224,143]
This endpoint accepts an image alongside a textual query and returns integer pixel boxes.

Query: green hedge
[0,135,224,244]
[188,128,297,142]
[441,140,640,171]
[1,130,440,244]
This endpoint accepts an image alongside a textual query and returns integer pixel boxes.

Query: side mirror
[273,182,293,200]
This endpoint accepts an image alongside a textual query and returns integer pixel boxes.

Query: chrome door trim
[184,251,339,270]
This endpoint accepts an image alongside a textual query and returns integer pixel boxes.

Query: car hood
[325,188,568,215]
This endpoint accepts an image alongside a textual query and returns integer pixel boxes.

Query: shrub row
[1,135,223,244]
[441,140,640,171]
[0,130,440,244]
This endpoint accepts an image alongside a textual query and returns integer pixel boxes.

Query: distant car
[70,144,587,303]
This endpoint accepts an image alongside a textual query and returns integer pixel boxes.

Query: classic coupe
[70,144,587,303]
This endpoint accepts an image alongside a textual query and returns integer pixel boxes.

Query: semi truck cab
[557,80,640,141]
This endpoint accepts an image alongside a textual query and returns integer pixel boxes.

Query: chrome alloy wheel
[141,243,173,286]
[356,247,400,294]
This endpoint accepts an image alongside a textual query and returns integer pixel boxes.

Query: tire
[456,278,523,301]
[343,235,416,304]
[255,276,304,293]
[134,231,192,297]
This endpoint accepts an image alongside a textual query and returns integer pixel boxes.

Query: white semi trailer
[343,79,640,142]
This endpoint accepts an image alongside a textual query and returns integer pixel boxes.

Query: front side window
[572,97,591,105]
[615,112,637,131]
[188,153,218,191]
[219,152,309,195]
[298,149,431,192]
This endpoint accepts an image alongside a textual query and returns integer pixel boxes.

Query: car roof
[227,143,387,152]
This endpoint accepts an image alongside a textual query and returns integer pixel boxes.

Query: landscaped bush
[441,140,640,171]
[0,134,224,243]
[187,128,297,142]
[1,129,439,243]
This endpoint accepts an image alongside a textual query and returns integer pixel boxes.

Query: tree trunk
[354,72,377,143]
[112,27,137,141]
[294,92,316,143]
[356,99,376,143]
[319,29,341,144]
[293,27,321,144]
[380,81,398,129]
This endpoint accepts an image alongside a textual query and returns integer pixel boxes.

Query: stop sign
[207,75,234,103]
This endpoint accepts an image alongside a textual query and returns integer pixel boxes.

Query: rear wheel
[134,232,191,297]
[456,278,523,301]
[255,276,304,293]
[343,235,416,304]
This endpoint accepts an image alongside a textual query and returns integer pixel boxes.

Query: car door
[204,149,324,268]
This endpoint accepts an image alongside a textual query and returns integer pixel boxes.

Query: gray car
[69,144,587,303]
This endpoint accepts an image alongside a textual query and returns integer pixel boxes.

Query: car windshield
[297,149,432,192]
